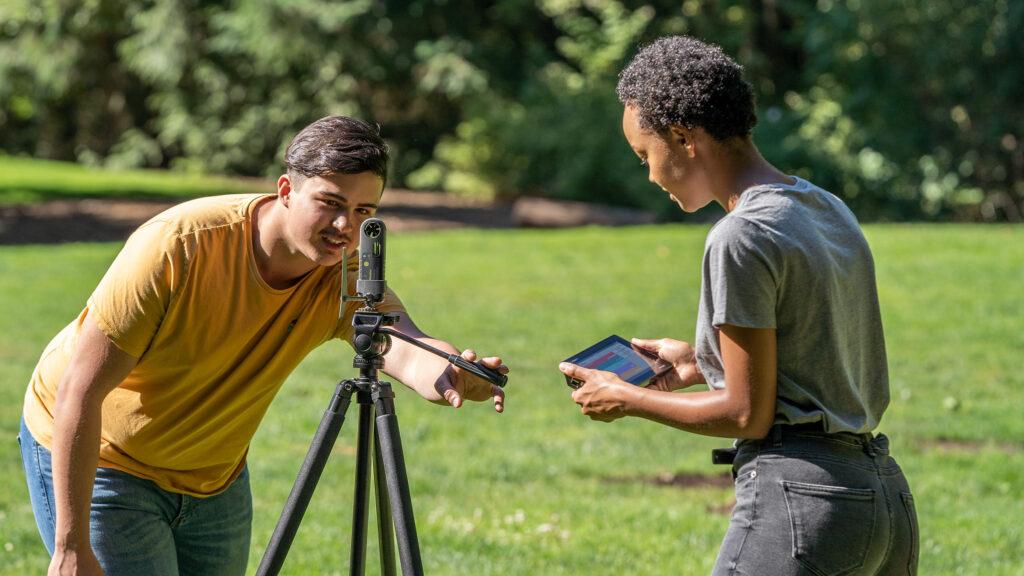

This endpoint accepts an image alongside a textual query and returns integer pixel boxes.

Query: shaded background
[1,0,1021,221]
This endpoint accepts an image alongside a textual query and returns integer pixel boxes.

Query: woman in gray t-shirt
[559,36,918,574]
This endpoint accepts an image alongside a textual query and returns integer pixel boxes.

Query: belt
[772,421,828,434]
[710,421,841,466]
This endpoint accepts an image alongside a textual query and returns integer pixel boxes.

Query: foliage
[0,0,1020,220]
[1,225,1023,573]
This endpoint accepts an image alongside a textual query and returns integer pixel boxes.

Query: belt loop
[769,424,783,447]
[862,433,877,457]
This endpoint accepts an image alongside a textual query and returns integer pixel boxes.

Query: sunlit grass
[0,224,1021,574]
[0,155,268,203]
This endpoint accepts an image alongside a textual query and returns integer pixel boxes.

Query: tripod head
[350,309,396,370]
[341,219,508,387]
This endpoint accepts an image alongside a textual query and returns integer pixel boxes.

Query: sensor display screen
[563,335,670,386]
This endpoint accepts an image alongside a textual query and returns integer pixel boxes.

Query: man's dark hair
[285,116,389,185]
[616,36,757,141]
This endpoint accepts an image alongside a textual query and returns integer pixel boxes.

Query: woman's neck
[708,139,794,212]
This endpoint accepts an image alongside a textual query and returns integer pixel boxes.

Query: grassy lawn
[0,156,269,203]
[0,224,1021,574]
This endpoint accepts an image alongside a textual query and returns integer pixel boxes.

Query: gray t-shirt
[694,176,889,434]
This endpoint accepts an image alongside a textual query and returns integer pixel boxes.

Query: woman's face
[621,105,713,213]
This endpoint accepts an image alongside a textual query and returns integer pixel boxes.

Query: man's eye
[640,158,648,167]
[357,208,373,216]
[323,199,341,208]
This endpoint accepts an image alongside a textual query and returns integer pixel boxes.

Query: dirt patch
[0,190,513,244]
[0,189,658,244]
[707,499,737,515]
[604,470,735,514]
[921,437,1022,454]
[0,199,177,244]
[604,470,734,491]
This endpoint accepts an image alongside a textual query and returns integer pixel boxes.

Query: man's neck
[251,198,316,290]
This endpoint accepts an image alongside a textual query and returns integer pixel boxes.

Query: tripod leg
[372,384,424,576]
[257,381,356,576]
[349,397,374,576]
[374,426,397,576]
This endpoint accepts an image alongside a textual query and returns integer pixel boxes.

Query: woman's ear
[668,125,697,158]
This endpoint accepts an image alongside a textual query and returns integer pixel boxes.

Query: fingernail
[558,362,569,370]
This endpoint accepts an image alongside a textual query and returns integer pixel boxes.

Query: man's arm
[49,312,138,574]
[564,325,776,438]
[380,314,506,412]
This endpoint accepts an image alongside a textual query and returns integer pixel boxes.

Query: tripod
[256,308,506,576]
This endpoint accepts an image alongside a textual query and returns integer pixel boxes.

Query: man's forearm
[50,387,104,551]
[382,335,458,403]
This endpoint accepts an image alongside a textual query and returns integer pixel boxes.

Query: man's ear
[668,125,697,158]
[276,175,293,206]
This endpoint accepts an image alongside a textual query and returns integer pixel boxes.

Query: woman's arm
[563,325,776,439]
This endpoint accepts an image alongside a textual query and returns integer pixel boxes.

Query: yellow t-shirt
[23,194,404,497]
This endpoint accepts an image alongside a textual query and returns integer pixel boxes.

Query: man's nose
[332,212,353,232]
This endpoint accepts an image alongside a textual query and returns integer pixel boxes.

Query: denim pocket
[782,480,876,576]
[901,492,919,575]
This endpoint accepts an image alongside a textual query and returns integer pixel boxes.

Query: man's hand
[631,337,705,392]
[559,362,635,422]
[49,541,104,575]
[434,349,508,413]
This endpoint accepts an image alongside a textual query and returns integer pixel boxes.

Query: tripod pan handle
[448,355,508,388]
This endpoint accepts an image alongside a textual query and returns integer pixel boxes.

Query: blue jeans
[18,417,252,576]
[713,425,919,575]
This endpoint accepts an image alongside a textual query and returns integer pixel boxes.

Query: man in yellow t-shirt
[19,116,508,576]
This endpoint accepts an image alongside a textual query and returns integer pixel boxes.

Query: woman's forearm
[621,385,773,439]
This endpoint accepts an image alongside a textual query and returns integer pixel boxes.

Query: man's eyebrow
[316,190,378,208]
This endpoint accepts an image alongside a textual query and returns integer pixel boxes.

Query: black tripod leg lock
[711,447,738,465]
[371,383,395,402]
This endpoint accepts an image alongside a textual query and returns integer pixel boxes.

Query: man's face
[280,171,383,267]
[621,105,713,213]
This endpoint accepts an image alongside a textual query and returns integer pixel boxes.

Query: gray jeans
[713,426,919,575]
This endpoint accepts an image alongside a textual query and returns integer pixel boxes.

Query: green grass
[0,155,270,203]
[0,225,1022,574]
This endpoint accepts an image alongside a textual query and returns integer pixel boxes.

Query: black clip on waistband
[711,447,737,465]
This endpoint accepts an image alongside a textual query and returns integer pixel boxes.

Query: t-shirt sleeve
[87,220,188,357]
[333,257,406,343]
[704,217,781,329]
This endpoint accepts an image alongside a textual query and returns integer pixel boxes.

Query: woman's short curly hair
[616,36,757,141]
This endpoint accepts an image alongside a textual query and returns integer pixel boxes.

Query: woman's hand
[559,363,637,422]
[631,337,705,392]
